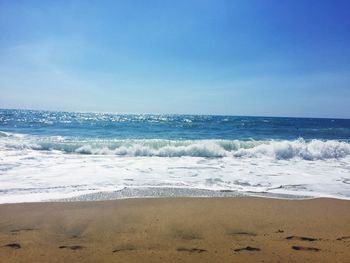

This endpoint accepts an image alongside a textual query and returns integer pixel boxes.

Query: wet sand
[0,197,350,262]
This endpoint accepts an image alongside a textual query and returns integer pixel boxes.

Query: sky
[0,0,350,118]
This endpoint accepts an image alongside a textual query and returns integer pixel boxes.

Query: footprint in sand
[292,246,320,252]
[229,231,257,237]
[112,245,136,253]
[286,236,318,241]
[336,236,350,241]
[3,243,21,249]
[176,247,207,253]
[234,246,261,252]
[10,228,36,234]
[59,245,84,250]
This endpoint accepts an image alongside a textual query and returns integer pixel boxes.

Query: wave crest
[234,139,350,160]
[1,132,349,160]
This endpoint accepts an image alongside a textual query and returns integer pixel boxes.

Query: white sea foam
[0,132,350,203]
[233,139,350,160]
[1,133,350,160]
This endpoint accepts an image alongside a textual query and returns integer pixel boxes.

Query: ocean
[0,108,350,203]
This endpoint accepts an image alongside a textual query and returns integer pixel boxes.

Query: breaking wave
[1,132,350,160]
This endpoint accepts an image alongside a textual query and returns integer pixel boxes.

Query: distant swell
[1,132,350,160]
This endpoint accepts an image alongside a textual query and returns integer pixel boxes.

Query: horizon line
[1,107,349,121]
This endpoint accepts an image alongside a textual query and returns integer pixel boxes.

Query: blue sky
[0,0,349,118]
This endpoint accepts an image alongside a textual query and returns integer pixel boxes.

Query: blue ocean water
[1,109,350,141]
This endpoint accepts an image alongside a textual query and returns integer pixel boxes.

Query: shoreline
[57,187,314,202]
[1,197,350,262]
[1,187,328,205]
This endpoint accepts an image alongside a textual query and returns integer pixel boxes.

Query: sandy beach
[0,197,349,262]
[2,1,350,262]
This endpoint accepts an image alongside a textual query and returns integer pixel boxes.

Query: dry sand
[0,197,350,262]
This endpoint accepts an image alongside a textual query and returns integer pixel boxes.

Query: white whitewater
[0,132,349,203]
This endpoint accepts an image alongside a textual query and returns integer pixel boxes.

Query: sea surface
[1,109,350,203]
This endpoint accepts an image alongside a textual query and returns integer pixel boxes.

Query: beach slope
[1,197,350,262]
